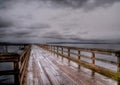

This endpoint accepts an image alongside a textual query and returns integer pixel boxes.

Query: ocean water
[55,44,120,50]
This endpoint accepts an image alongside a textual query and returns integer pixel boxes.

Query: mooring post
[78,50,81,69]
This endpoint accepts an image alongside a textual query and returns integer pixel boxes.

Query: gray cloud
[0,0,10,9]
[1,0,120,10]
[43,31,85,41]
[84,0,120,10]
[42,0,120,9]
[49,0,88,8]
[0,0,120,43]
[94,0,120,6]
[43,31,64,39]
[29,24,51,29]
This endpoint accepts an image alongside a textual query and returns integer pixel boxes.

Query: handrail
[39,44,120,81]
[50,45,120,54]
[19,45,31,85]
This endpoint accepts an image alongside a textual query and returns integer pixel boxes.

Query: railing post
[14,61,20,85]
[68,48,70,64]
[61,47,63,61]
[78,50,81,69]
[51,45,52,55]
[57,46,59,57]
[116,52,120,85]
[54,46,55,55]
[92,52,95,64]
[117,53,120,72]
[48,45,50,52]
[51,45,52,51]
[91,52,95,77]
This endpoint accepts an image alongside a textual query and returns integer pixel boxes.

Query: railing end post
[116,52,120,73]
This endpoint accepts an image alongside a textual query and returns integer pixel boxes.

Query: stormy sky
[0,0,120,43]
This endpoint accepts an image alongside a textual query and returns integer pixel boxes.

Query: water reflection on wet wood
[26,46,117,85]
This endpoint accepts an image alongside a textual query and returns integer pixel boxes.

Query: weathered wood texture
[26,45,117,85]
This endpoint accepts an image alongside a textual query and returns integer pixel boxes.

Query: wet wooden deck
[26,45,117,85]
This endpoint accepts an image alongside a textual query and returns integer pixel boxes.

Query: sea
[53,43,120,50]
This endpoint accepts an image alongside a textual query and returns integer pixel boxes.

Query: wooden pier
[0,44,120,85]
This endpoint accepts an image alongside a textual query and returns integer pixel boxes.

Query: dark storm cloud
[94,0,120,6]
[49,0,88,8]
[0,18,13,28]
[0,0,10,9]
[85,0,120,10]
[43,0,120,9]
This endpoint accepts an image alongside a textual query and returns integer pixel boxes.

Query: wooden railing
[39,45,120,82]
[0,53,20,85]
[19,45,31,85]
[0,45,31,85]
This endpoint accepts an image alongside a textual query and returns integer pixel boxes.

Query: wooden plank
[31,50,51,85]
[38,47,78,85]
[38,54,60,85]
